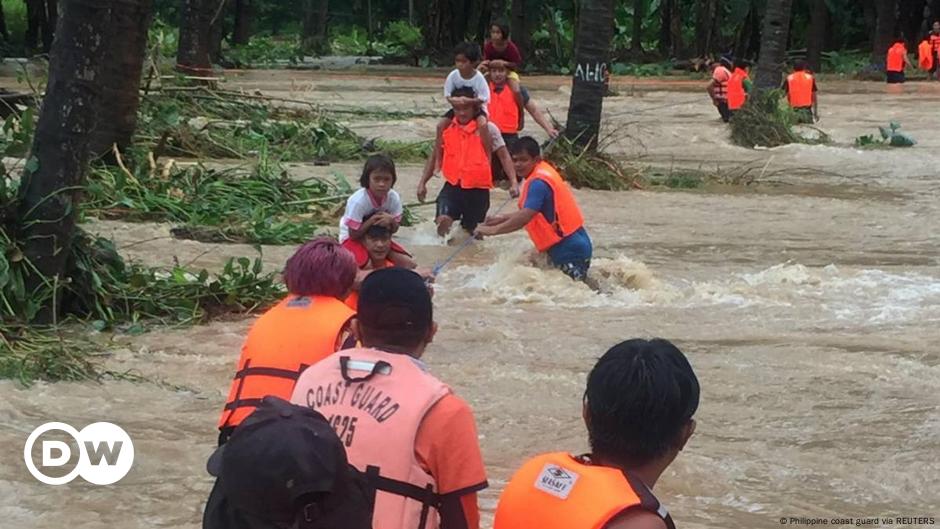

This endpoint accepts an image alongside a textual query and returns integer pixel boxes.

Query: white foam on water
[444,256,940,324]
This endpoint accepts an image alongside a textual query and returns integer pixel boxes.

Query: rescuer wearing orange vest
[474,137,593,282]
[216,237,358,445]
[418,86,518,237]
[783,61,818,123]
[493,338,699,529]
[886,38,913,84]
[918,36,934,73]
[291,268,488,529]
[726,59,753,115]
[706,56,733,123]
[929,21,940,80]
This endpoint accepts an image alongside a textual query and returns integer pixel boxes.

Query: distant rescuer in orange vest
[886,37,913,84]
[419,86,518,238]
[783,60,818,123]
[291,268,489,529]
[726,58,753,115]
[705,56,733,123]
[216,237,357,445]
[493,338,699,529]
[474,137,593,282]
[918,35,935,74]
[929,21,940,80]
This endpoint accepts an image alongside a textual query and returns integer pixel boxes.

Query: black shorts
[886,71,905,84]
[436,182,490,231]
[716,101,732,123]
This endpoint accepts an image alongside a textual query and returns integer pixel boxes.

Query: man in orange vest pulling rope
[493,338,699,529]
[783,61,818,123]
[474,136,593,283]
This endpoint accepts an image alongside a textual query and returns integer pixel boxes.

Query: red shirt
[484,41,523,67]
[930,33,940,53]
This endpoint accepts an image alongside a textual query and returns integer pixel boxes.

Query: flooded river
[1,70,938,528]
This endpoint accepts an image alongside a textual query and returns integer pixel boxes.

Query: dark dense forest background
[0,0,935,74]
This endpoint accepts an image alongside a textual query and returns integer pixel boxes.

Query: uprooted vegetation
[729,90,830,148]
[139,86,432,162]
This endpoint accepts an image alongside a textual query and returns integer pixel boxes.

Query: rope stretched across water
[431,195,515,277]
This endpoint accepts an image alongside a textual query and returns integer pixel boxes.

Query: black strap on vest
[219,359,309,426]
[362,465,441,529]
[340,356,392,383]
[622,469,677,529]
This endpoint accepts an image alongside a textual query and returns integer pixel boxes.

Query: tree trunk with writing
[88,0,154,159]
[806,0,829,72]
[753,0,794,89]
[177,0,213,71]
[565,0,615,149]
[871,0,898,67]
[16,0,111,323]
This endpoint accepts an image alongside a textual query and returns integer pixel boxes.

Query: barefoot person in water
[474,137,593,282]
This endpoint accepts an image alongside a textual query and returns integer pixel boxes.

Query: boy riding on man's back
[436,42,492,168]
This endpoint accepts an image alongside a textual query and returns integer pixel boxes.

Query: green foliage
[0,107,36,159]
[0,327,104,386]
[820,50,869,75]
[137,88,428,163]
[227,35,303,66]
[372,21,424,59]
[855,122,916,148]
[729,90,803,148]
[611,61,675,77]
[545,136,637,191]
[330,25,371,55]
[529,6,575,73]
[1,0,27,54]
[83,152,346,245]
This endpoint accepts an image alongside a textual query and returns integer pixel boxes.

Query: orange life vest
[887,43,907,72]
[727,68,748,110]
[217,295,354,430]
[489,82,520,135]
[291,348,452,529]
[493,452,677,529]
[786,71,815,109]
[519,161,585,252]
[712,65,731,101]
[919,40,934,70]
[930,34,940,53]
[441,119,493,190]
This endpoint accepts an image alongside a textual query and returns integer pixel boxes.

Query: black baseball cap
[204,397,372,529]
[357,268,432,332]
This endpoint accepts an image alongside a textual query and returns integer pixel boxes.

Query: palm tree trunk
[25,0,45,51]
[631,0,644,51]
[301,0,329,54]
[88,0,155,159]
[658,0,672,55]
[41,0,57,52]
[806,0,829,72]
[871,0,898,67]
[232,0,252,45]
[565,0,615,149]
[899,0,924,47]
[510,0,529,57]
[0,2,9,41]
[177,0,214,71]
[17,0,112,323]
[753,0,794,89]
[695,0,719,56]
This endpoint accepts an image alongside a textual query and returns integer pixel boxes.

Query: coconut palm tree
[753,0,795,89]
[88,0,155,158]
[565,0,616,148]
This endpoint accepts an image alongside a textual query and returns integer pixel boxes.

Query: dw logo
[23,422,135,485]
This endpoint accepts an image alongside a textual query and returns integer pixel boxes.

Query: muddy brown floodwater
[1,70,939,529]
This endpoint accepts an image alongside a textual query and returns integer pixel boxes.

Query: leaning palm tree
[564,0,616,149]
[753,0,795,89]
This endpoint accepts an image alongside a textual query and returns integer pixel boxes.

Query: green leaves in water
[856,121,916,149]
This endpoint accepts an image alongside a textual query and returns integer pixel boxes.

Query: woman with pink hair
[216,237,357,444]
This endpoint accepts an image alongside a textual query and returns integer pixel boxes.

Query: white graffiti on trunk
[574,62,608,83]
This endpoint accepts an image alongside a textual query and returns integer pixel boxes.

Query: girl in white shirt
[339,154,415,268]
